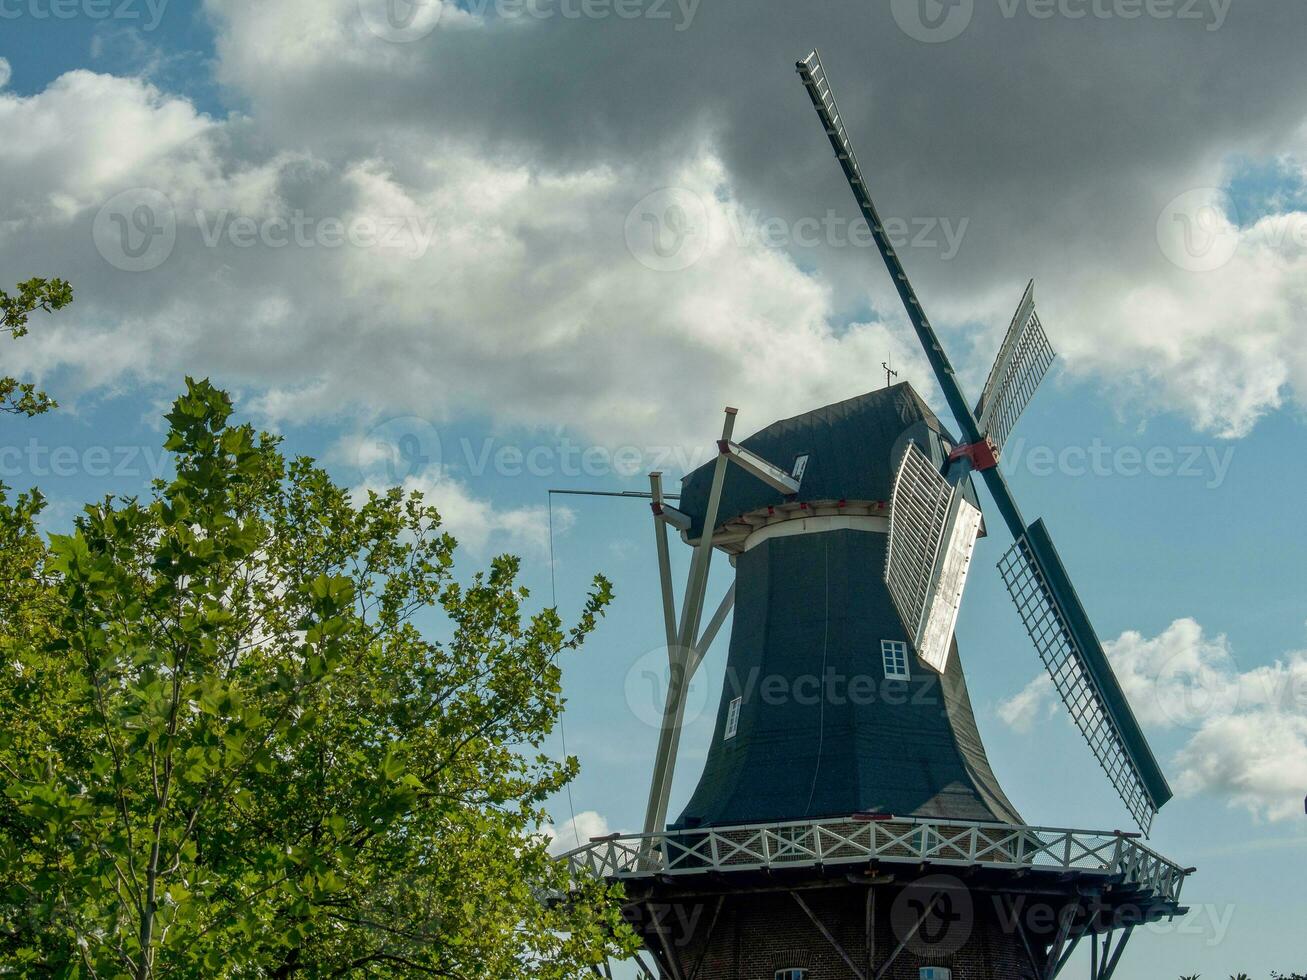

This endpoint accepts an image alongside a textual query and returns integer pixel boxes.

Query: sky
[2,0,1306,975]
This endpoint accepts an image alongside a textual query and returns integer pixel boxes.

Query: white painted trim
[743,513,889,552]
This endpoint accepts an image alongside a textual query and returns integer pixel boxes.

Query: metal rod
[549,489,681,499]
[1052,930,1083,978]
[873,893,941,980]
[650,473,679,653]
[687,896,726,980]
[1099,925,1134,980]
[647,903,686,980]
[792,892,867,980]
[1004,895,1044,977]
[643,409,737,837]
[796,52,1027,541]
[689,583,735,675]
[865,886,876,978]
[1043,902,1078,980]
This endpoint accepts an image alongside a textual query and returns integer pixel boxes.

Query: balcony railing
[561,815,1191,907]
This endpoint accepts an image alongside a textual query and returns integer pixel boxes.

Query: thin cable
[803,537,831,816]
[548,492,580,846]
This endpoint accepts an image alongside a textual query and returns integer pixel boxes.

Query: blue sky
[4,0,1307,976]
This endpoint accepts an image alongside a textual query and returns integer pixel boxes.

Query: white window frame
[881,639,911,680]
[724,696,742,740]
[776,970,808,980]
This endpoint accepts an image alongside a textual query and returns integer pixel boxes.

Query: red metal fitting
[948,437,1000,471]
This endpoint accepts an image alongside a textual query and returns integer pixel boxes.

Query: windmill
[561,51,1192,980]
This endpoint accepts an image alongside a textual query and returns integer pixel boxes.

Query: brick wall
[633,881,1034,980]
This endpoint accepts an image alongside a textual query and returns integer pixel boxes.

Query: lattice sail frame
[975,281,1056,452]
[885,443,981,673]
[998,535,1155,832]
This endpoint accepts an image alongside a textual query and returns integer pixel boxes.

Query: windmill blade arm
[999,519,1173,832]
[974,280,1056,452]
[796,51,980,444]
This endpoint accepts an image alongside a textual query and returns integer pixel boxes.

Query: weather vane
[882,356,898,388]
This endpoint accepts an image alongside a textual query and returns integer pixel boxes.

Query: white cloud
[998,618,1307,822]
[0,71,211,224]
[996,673,1055,735]
[1057,197,1307,438]
[5,3,1307,458]
[541,809,611,856]
[352,470,569,559]
[0,67,924,454]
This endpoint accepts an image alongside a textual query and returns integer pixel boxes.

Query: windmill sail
[974,280,1055,452]
[799,49,1172,832]
[886,443,982,673]
[999,521,1173,832]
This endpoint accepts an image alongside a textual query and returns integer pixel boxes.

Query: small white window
[776,970,808,980]
[724,697,742,740]
[882,639,911,680]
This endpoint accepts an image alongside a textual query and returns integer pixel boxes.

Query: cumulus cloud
[541,809,611,856]
[0,64,924,454]
[4,1,1307,456]
[996,673,1056,735]
[352,470,569,559]
[998,618,1307,822]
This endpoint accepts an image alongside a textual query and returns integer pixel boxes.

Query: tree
[0,378,635,977]
[1,277,73,416]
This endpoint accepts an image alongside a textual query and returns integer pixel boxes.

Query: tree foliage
[1,277,73,417]
[0,378,634,977]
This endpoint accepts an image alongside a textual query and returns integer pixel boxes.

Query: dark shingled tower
[672,385,1023,832]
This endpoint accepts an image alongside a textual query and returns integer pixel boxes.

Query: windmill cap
[678,382,970,542]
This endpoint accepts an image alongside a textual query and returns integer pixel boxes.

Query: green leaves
[1,277,72,416]
[0,381,633,977]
